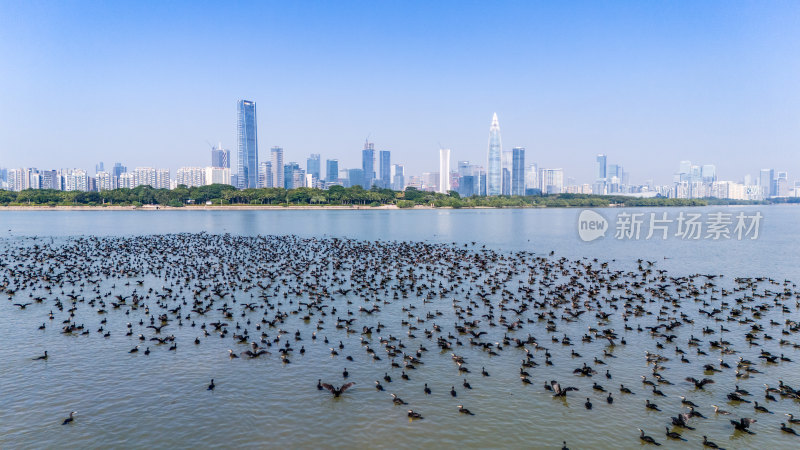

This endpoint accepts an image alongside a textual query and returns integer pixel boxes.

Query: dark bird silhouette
[321,382,355,397]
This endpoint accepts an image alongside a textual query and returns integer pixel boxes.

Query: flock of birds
[2,233,800,448]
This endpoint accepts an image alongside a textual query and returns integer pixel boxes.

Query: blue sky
[1,1,798,183]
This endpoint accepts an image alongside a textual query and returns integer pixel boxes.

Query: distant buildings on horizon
[2,100,799,200]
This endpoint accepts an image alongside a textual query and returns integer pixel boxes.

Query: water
[1,206,799,449]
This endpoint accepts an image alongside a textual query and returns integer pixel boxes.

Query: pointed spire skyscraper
[487,113,502,196]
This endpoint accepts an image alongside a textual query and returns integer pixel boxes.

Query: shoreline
[0,203,776,211]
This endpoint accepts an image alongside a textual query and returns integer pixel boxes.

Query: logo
[578,210,608,242]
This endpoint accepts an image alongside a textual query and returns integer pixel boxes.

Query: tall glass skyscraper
[511,147,525,196]
[237,100,258,189]
[378,150,391,188]
[596,154,607,179]
[326,159,339,183]
[212,144,231,168]
[487,113,502,196]
[306,154,321,180]
[362,141,375,188]
[271,147,284,189]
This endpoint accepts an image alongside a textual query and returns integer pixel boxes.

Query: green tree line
[0,184,779,208]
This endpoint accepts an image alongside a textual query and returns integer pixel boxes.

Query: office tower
[689,165,701,181]
[759,169,774,198]
[326,159,339,183]
[679,160,692,175]
[292,168,306,190]
[511,147,525,196]
[539,168,564,194]
[458,176,475,197]
[592,154,608,195]
[700,164,716,183]
[457,161,471,177]
[525,163,538,194]
[307,154,321,180]
[95,162,104,175]
[596,154,607,179]
[776,171,789,197]
[110,163,126,189]
[258,161,273,188]
[439,148,451,193]
[378,150,391,188]
[271,147,284,189]
[362,140,375,188]
[391,164,405,191]
[421,172,438,191]
[487,113,502,196]
[237,99,258,189]
[211,143,231,168]
[348,168,365,188]
[499,150,511,195]
[284,162,300,189]
[111,163,126,177]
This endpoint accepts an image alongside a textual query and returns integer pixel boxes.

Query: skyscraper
[307,154,321,180]
[378,150,391,188]
[348,168,365,188]
[487,113,502,196]
[271,147,284,189]
[593,154,608,195]
[258,161,273,188]
[759,168,775,199]
[701,164,716,183]
[284,162,300,189]
[211,143,231,168]
[391,164,405,191]
[511,147,525,196]
[501,150,512,195]
[326,159,339,183]
[237,100,258,189]
[362,140,375,188]
[596,154,607,179]
[439,148,451,194]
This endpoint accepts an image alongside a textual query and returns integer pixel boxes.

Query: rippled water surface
[1,206,799,449]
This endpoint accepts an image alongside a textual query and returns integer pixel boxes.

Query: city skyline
[2,104,799,199]
[2,2,799,182]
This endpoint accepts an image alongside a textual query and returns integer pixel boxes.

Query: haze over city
[1,1,799,184]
